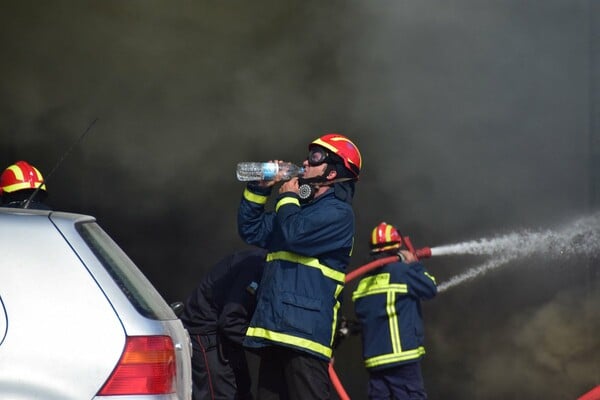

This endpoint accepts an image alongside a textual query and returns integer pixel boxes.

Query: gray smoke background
[1,1,599,398]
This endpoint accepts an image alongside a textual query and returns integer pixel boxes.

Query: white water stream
[433,213,600,292]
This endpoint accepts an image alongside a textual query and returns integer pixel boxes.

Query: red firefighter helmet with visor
[309,133,362,178]
[0,161,46,196]
[370,222,403,253]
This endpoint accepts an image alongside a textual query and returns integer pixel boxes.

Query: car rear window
[76,221,176,320]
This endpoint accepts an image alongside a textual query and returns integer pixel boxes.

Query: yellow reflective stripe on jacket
[275,196,300,212]
[266,251,346,283]
[330,284,344,345]
[246,327,332,358]
[352,273,408,301]
[364,347,426,369]
[387,291,401,353]
[425,271,436,284]
[243,188,268,205]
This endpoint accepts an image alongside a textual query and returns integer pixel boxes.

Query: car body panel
[0,296,7,345]
[0,208,192,400]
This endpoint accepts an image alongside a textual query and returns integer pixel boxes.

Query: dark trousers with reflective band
[367,361,427,400]
[191,334,253,400]
[256,346,331,400]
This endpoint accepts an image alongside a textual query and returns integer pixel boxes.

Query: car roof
[0,206,94,221]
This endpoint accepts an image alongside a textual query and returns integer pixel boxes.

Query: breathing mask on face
[297,177,319,203]
[297,163,338,203]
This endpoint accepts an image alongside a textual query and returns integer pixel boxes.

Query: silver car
[0,208,192,400]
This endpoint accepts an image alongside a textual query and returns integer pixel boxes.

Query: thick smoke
[426,284,600,400]
[1,1,598,399]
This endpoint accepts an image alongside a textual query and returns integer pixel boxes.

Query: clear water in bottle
[236,162,304,181]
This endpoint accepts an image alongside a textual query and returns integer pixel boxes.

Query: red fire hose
[328,358,350,400]
[344,256,400,282]
[344,244,431,282]
[579,385,600,400]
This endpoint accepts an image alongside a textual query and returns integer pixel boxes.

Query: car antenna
[23,118,99,209]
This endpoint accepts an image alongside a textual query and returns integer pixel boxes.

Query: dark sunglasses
[307,147,330,166]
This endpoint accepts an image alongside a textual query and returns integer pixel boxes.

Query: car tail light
[97,336,176,396]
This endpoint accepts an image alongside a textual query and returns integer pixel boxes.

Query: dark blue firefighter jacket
[237,183,355,360]
[353,258,437,370]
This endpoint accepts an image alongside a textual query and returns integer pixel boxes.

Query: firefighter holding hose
[352,222,437,400]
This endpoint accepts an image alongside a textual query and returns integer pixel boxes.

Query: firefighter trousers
[256,346,331,400]
[191,333,253,400]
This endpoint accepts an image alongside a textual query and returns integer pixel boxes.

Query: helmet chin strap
[297,175,355,203]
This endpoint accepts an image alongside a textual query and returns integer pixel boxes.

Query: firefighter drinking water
[237,133,362,400]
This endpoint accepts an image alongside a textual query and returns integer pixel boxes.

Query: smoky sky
[1,1,599,399]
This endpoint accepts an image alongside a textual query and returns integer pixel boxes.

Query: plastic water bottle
[236,162,305,181]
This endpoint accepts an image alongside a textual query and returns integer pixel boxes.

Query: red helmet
[370,222,402,253]
[309,133,362,178]
[0,161,46,195]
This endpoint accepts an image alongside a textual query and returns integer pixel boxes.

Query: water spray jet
[432,213,600,292]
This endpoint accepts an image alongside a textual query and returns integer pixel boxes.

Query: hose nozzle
[415,247,432,259]
[402,235,432,260]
